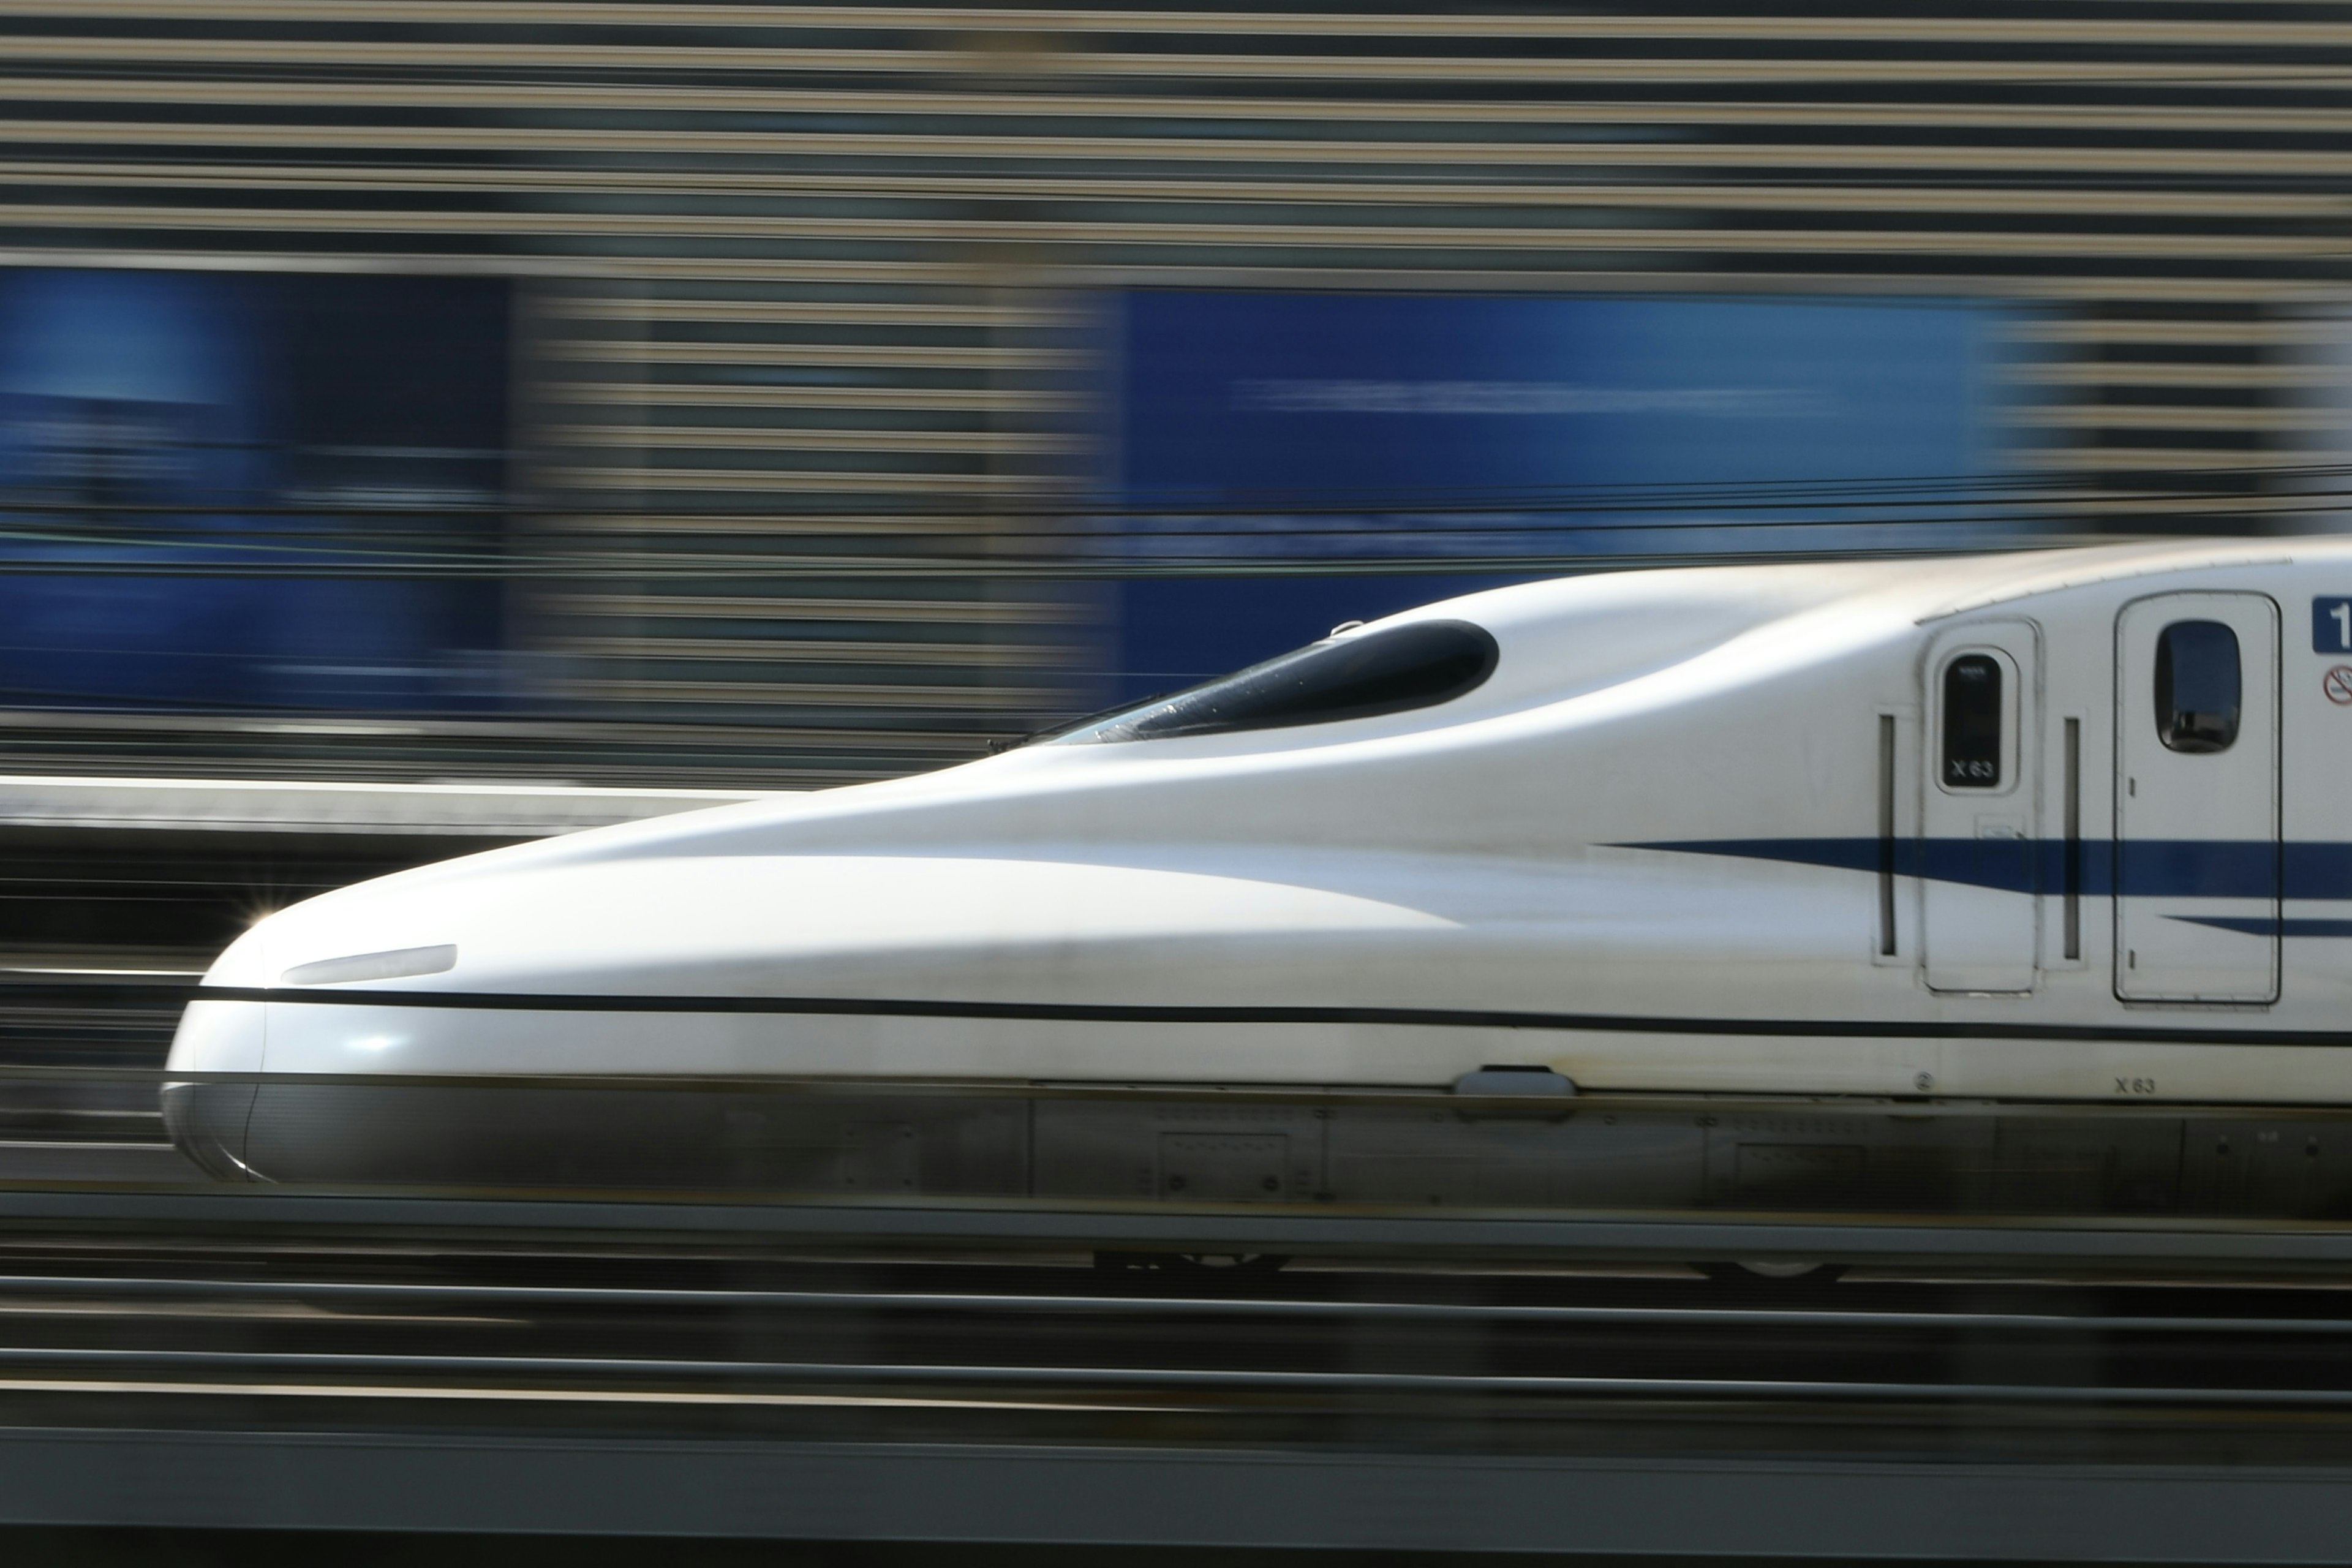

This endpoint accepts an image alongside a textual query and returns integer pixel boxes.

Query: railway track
[0,1237,2345,1440]
[10,985,2352,1551]
[0,1238,2347,1556]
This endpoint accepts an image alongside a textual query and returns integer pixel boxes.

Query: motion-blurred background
[0,1,2344,793]
[0,17,2350,1554]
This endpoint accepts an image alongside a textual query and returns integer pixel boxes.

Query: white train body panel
[169,542,2352,1129]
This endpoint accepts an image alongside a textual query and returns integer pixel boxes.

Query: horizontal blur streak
[0,3,2334,785]
[0,1208,2350,1550]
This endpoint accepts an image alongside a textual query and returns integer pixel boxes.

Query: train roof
[1363,537,2352,642]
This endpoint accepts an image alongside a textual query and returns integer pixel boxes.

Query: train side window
[1940,653,2003,789]
[2154,619,2240,754]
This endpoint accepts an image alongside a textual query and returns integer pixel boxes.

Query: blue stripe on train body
[1624,839,2352,903]
[2173,917,2352,938]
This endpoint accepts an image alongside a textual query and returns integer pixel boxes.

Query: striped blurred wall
[0,1,2344,785]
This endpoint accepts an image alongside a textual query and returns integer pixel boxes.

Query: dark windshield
[1058,619,1499,744]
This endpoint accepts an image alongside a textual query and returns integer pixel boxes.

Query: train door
[1922,622,2041,992]
[2115,594,2280,1003]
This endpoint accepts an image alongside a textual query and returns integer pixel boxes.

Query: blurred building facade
[0,2,2342,785]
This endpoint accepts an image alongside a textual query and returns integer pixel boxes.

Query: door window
[1940,653,2003,789]
[2154,620,2241,754]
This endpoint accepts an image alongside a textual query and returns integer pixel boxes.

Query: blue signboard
[0,266,509,712]
[1104,290,2032,701]
[2318,597,2352,655]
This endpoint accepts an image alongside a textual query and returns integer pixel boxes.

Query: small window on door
[1940,653,2003,789]
[2155,620,2241,754]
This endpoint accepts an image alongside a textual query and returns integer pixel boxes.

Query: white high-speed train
[161,541,2352,1217]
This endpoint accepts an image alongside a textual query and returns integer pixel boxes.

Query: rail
[7,1177,2352,1275]
[0,1245,2347,1554]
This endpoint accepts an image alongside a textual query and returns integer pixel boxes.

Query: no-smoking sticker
[2327,666,2352,706]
